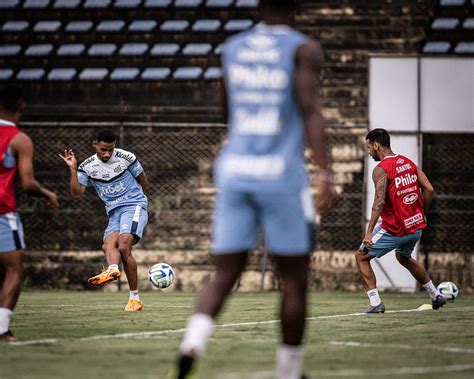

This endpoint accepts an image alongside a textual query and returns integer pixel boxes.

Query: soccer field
[1,291,473,379]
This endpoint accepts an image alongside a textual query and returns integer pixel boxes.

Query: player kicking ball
[356,128,446,314]
[60,130,148,311]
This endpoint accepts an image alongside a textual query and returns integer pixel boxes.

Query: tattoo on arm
[372,167,388,212]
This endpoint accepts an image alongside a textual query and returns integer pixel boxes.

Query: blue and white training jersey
[77,148,148,215]
[215,23,309,193]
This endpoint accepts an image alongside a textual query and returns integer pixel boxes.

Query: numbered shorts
[0,212,25,253]
[104,205,148,242]
[212,188,316,256]
[359,224,422,258]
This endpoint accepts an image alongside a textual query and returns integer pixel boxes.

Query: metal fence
[17,123,367,253]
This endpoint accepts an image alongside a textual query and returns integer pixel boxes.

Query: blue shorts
[359,224,422,258]
[212,188,316,256]
[104,205,148,242]
[0,212,25,253]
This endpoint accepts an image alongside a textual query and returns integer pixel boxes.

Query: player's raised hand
[59,149,77,168]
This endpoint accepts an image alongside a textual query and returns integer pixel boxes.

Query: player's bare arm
[295,40,335,216]
[135,171,148,194]
[363,166,388,248]
[59,149,86,198]
[416,165,435,216]
[10,132,59,208]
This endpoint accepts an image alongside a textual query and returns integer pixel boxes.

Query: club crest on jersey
[403,193,418,205]
[396,158,405,164]
[114,165,123,173]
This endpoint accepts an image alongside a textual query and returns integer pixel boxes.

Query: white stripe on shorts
[132,205,141,223]
[371,227,386,244]
[6,212,18,231]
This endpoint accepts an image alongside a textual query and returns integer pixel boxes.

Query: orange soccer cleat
[87,266,121,286]
[124,299,144,311]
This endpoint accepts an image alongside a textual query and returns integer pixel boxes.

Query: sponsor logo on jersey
[79,156,95,170]
[90,170,99,177]
[403,193,418,205]
[404,213,423,228]
[396,163,412,174]
[394,173,417,189]
[396,158,405,164]
[115,151,134,163]
[102,174,110,179]
[100,181,126,196]
[234,108,281,135]
[236,47,280,63]
[229,64,289,89]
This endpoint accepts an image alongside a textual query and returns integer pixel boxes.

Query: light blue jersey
[77,148,148,215]
[215,23,309,193]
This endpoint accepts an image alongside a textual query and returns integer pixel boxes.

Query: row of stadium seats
[1,19,253,33]
[0,0,258,8]
[0,66,222,80]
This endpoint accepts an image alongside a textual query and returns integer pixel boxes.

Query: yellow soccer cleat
[87,267,121,286]
[124,299,144,311]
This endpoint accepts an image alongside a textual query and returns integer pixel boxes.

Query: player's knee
[118,243,132,256]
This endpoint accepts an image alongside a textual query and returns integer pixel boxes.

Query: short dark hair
[0,85,24,113]
[259,0,295,12]
[366,128,391,148]
[95,129,116,143]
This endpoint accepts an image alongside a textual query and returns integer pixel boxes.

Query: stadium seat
[141,67,171,80]
[175,0,201,7]
[17,68,45,80]
[119,43,149,55]
[129,20,157,32]
[88,43,117,55]
[83,0,111,7]
[431,18,460,29]
[0,0,19,8]
[2,21,29,32]
[160,20,190,31]
[454,41,474,53]
[0,45,21,56]
[422,41,451,53]
[144,0,170,7]
[114,0,141,7]
[79,68,108,80]
[182,43,212,55]
[439,0,465,5]
[65,21,93,32]
[150,43,180,55]
[192,19,221,32]
[97,20,125,32]
[25,44,54,56]
[224,19,253,31]
[214,43,223,54]
[206,0,233,7]
[235,0,258,7]
[57,43,86,55]
[24,0,50,8]
[34,21,62,32]
[53,0,81,8]
[173,67,203,79]
[204,67,221,80]
[463,18,474,28]
[0,69,14,80]
[110,68,140,80]
[48,68,77,80]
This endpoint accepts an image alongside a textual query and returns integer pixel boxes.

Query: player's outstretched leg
[395,253,446,310]
[170,252,248,379]
[355,250,385,314]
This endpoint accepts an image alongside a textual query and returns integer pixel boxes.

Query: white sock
[180,313,214,358]
[367,289,382,306]
[108,264,119,270]
[0,308,13,334]
[129,290,140,301]
[276,344,304,379]
[422,280,440,300]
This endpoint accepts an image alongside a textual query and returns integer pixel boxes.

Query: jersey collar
[383,154,399,160]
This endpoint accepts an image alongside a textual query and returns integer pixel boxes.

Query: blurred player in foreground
[356,128,446,313]
[172,0,335,378]
[60,130,148,311]
[0,86,58,341]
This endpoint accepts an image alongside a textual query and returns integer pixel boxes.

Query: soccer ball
[148,263,174,289]
[437,281,459,301]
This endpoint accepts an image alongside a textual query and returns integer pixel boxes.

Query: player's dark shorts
[359,224,422,258]
[0,212,25,253]
[213,188,316,256]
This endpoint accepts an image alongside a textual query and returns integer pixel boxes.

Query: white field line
[7,305,431,345]
[8,338,59,346]
[330,340,474,355]
[222,364,474,378]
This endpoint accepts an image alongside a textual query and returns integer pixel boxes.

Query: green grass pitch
[1,291,473,379]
